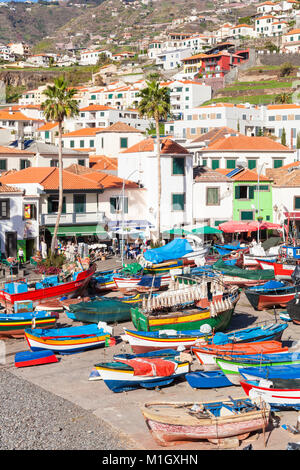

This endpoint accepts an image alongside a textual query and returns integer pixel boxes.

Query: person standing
[18,247,25,267]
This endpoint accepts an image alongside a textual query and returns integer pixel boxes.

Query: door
[5,232,17,258]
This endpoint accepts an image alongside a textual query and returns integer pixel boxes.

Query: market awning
[47,225,109,237]
[163,228,192,235]
[192,226,222,235]
[218,221,284,233]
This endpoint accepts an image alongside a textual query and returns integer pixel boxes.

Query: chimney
[18,126,25,150]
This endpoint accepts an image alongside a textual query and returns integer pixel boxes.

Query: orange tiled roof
[0,183,23,193]
[267,104,300,110]
[0,167,103,191]
[0,145,34,155]
[0,110,42,122]
[62,127,105,138]
[89,155,118,171]
[191,127,241,144]
[203,135,291,151]
[38,122,58,132]
[79,105,116,112]
[215,167,270,181]
[122,137,190,155]
[98,122,143,133]
[80,170,139,189]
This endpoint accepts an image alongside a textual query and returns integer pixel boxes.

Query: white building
[161,80,212,118]
[117,137,194,232]
[230,24,256,39]
[192,166,233,227]
[255,15,277,37]
[80,49,112,65]
[281,28,300,52]
[257,1,282,15]
[155,48,193,70]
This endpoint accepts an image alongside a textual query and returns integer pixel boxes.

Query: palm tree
[41,77,79,256]
[137,80,170,241]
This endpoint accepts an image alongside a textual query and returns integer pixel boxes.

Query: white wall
[192,181,233,226]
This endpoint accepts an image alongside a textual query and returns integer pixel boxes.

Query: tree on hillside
[279,62,295,77]
[137,80,170,241]
[41,77,79,257]
[275,92,292,104]
[281,127,287,146]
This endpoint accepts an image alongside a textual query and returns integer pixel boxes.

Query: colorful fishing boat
[244,281,300,311]
[212,259,275,287]
[113,274,172,291]
[94,349,190,392]
[93,269,119,291]
[68,295,145,324]
[123,322,288,354]
[257,260,295,280]
[192,341,288,371]
[239,363,300,382]
[241,378,300,410]
[214,243,248,257]
[185,371,232,389]
[24,323,112,354]
[140,398,270,446]
[0,264,96,309]
[0,311,57,338]
[215,352,300,386]
[286,296,300,325]
[14,350,59,368]
[131,275,240,332]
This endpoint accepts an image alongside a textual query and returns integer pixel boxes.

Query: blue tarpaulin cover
[144,238,194,264]
[137,276,161,288]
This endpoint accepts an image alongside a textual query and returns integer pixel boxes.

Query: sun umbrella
[163,228,192,235]
[192,226,222,234]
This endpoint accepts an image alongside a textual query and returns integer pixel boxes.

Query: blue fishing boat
[214,243,248,256]
[24,323,112,354]
[0,310,57,337]
[94,349,190,393]
[245,280,300,311]
[185,371,232,389]
[15,350,58,368]
[239,363,300,382]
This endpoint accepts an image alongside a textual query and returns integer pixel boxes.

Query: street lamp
[256,162,265,244]
[120,169,139,266]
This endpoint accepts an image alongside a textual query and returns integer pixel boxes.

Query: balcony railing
[40,211,105,226]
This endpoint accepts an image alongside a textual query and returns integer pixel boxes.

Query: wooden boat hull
[241,379,300,408]
[141,399,269,446]
[131,305,235,333]
[95,362,189,393]
[258,261,295,280]
[0,265,96,308]
[243,254,277,268]
[0,314,57,338]
[15,350,59,367]
[245,289,300,311]
[113,274,171,290]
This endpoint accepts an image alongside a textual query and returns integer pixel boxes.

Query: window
[110,196,128,214]
[274,159,283,168]
[20,159,30,170]
[0,160,7,170]
[206,187,220,206]
[50,160,58,167]
[268,116,275,121]
[80,140,85,148]
[120,137,128,149]
[172,157,185,175]
[240,211,254,221]
[45,131,49,139]
[295,197,300,210]
[89,139,95,148]
[70,140,75,148]
[78,160,85,166]
[23,204,36,220]
[202,159,207,166]
[226,159,236,169]
[73,194,86,213]
[0,199,9,219]
[80,112,85,118]
[47,196,66,214]
[90,95,96,100]
[172,193,185,211]
[212,159,220,170]
[235,185,254,199]
[248,160,257,170]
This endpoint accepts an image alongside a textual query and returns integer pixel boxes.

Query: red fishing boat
[257,260,295,280]
[0,264,96,309]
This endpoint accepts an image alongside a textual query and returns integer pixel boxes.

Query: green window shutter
[241,211,254,221]
[172,193,185,211]
[110,197,117,214]
[91,95,96,100]
[45,131,49,139]
[108,94,113,99]
[47,197,53,214]
[117,93,123,98]
[78,160,85,166]
[70,140,75,148]
[235,186,240,199]
[80,140,84,148]
[89,139,94,147]
[226,159,236,169]
[120,137,128,149]
[211,160,220,170]
[62,197,66,214]
[74,194,86,213]
[274,160,283,168]
[249,186,255,199]
[202,159,207,166]
[0,160,7,170]
[295,197,300,209]
[172,157,185,175]
[248,160,256,170]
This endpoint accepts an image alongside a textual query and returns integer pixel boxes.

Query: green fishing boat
[130,276,240,332]
[212,258,275,287]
